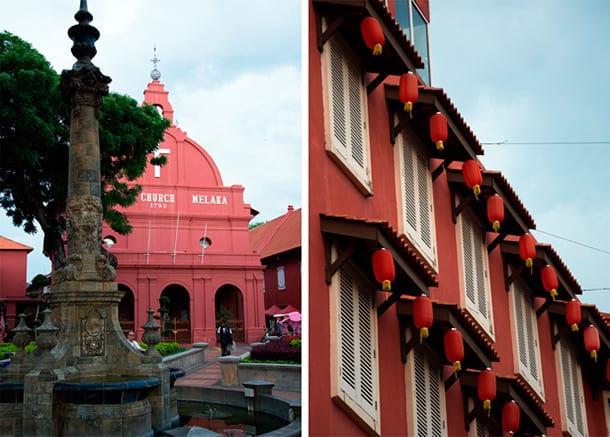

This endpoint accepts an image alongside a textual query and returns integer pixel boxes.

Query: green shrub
[154,342,181,356]
[0,341,37,354]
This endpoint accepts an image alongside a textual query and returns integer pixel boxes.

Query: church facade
[101,71,266,344]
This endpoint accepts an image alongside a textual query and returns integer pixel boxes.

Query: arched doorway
[160,284,191,343]
[118,284,135,335]
[215,285,244,342]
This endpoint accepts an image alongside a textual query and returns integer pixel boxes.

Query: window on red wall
[394,0,431,84]
[277,266,286,291]
[321,28,373,195]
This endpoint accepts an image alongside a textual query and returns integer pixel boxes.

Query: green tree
[0,32,169,269]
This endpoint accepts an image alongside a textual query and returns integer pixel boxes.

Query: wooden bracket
[367,73,388,95]
[324,242,357,284]
[444,371,460,391]
[487,231,508,253]
[377,290,402,317]
[536,297,552,319]
[316,14,345,52]
[505,264,525,291]
[432,160,451,180]
[451,191,475,224]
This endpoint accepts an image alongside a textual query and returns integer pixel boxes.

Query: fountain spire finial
[68,0,100,64]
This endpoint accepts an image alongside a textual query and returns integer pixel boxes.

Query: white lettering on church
[191,195,229,205]
[140,192,175,209]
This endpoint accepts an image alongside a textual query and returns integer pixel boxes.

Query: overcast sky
[429,0,610,311]
[1,0,302,281]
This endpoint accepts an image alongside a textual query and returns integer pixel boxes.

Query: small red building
[249,206,301,314]
[308,0,609,435]
[0,236,33,331]
[101,72,266,344]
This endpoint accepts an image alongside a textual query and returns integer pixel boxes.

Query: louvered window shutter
[399,131,436,267]
[558,341,588,437]
[338,268,377,420]
[458,210,492,334]
[512,283,543,395]
[413,349,446,437]
[326,37,370,186]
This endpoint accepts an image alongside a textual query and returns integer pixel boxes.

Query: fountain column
[18,2,174,435]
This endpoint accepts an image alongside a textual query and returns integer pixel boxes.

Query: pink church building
[102,69,266,344]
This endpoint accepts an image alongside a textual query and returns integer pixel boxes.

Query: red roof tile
[320,213,437,286]
[0,236,33,252]
[249,207,301,259]
[420,87,484,155]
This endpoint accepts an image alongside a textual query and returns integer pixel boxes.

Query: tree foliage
[0,32,169,268]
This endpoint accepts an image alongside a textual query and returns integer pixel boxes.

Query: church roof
[250,206,301,259]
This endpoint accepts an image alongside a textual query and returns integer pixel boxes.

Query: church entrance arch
[215,285,244,342]
[161,285,191,344]
[118,284,135,335]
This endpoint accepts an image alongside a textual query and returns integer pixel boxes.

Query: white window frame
[395,125,437,270]
[277,266,286,290]
[508,275,545,398]
[555,337,588,437]
[321,26,373,195]
[393,0,431,84]
[455,203,494,338]
[404,346,447,436]
[329,249,380,435]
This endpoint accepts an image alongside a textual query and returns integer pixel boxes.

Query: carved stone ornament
[81,310,105,356]
[53,253,83,283]
[66,195,102,255]
[96,254,116,281]
[59,61,110,110]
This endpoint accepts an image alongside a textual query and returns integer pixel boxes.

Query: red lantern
[519,233,536,271]
[430,112,448,151]
[399,72,418,117]
[413,295,433,343]
[360,17,384,56]
[477,368,496,416]
[584,325,600,362]
[372,248,395,291]
[486,194,504,232]
[502,401,520,435]
[541,265,558,300]
[566,299,581,332]
[462,160,483,200]
[444,328,464,374]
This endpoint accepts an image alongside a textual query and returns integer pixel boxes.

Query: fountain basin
[54,376,160,404]
[0,381,24,403]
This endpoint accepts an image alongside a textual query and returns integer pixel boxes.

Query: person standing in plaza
[216,319,233,356]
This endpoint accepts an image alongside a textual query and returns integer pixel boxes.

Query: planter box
[219,351,301,392]
[238,362,301,392]
[162,342,208,373]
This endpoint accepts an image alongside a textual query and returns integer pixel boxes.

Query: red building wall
[101,77,265,344]
[0,237,33,329]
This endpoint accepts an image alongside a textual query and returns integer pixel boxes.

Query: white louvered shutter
[512,282,544,396]
[326,37,370,186]
[413,348,446,437]
[398,130,436,267]
[558,340,588,437]
[338,268,378,421]
[458,209,493,335]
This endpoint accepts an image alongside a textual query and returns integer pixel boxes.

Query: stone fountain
[0,2,176,435]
